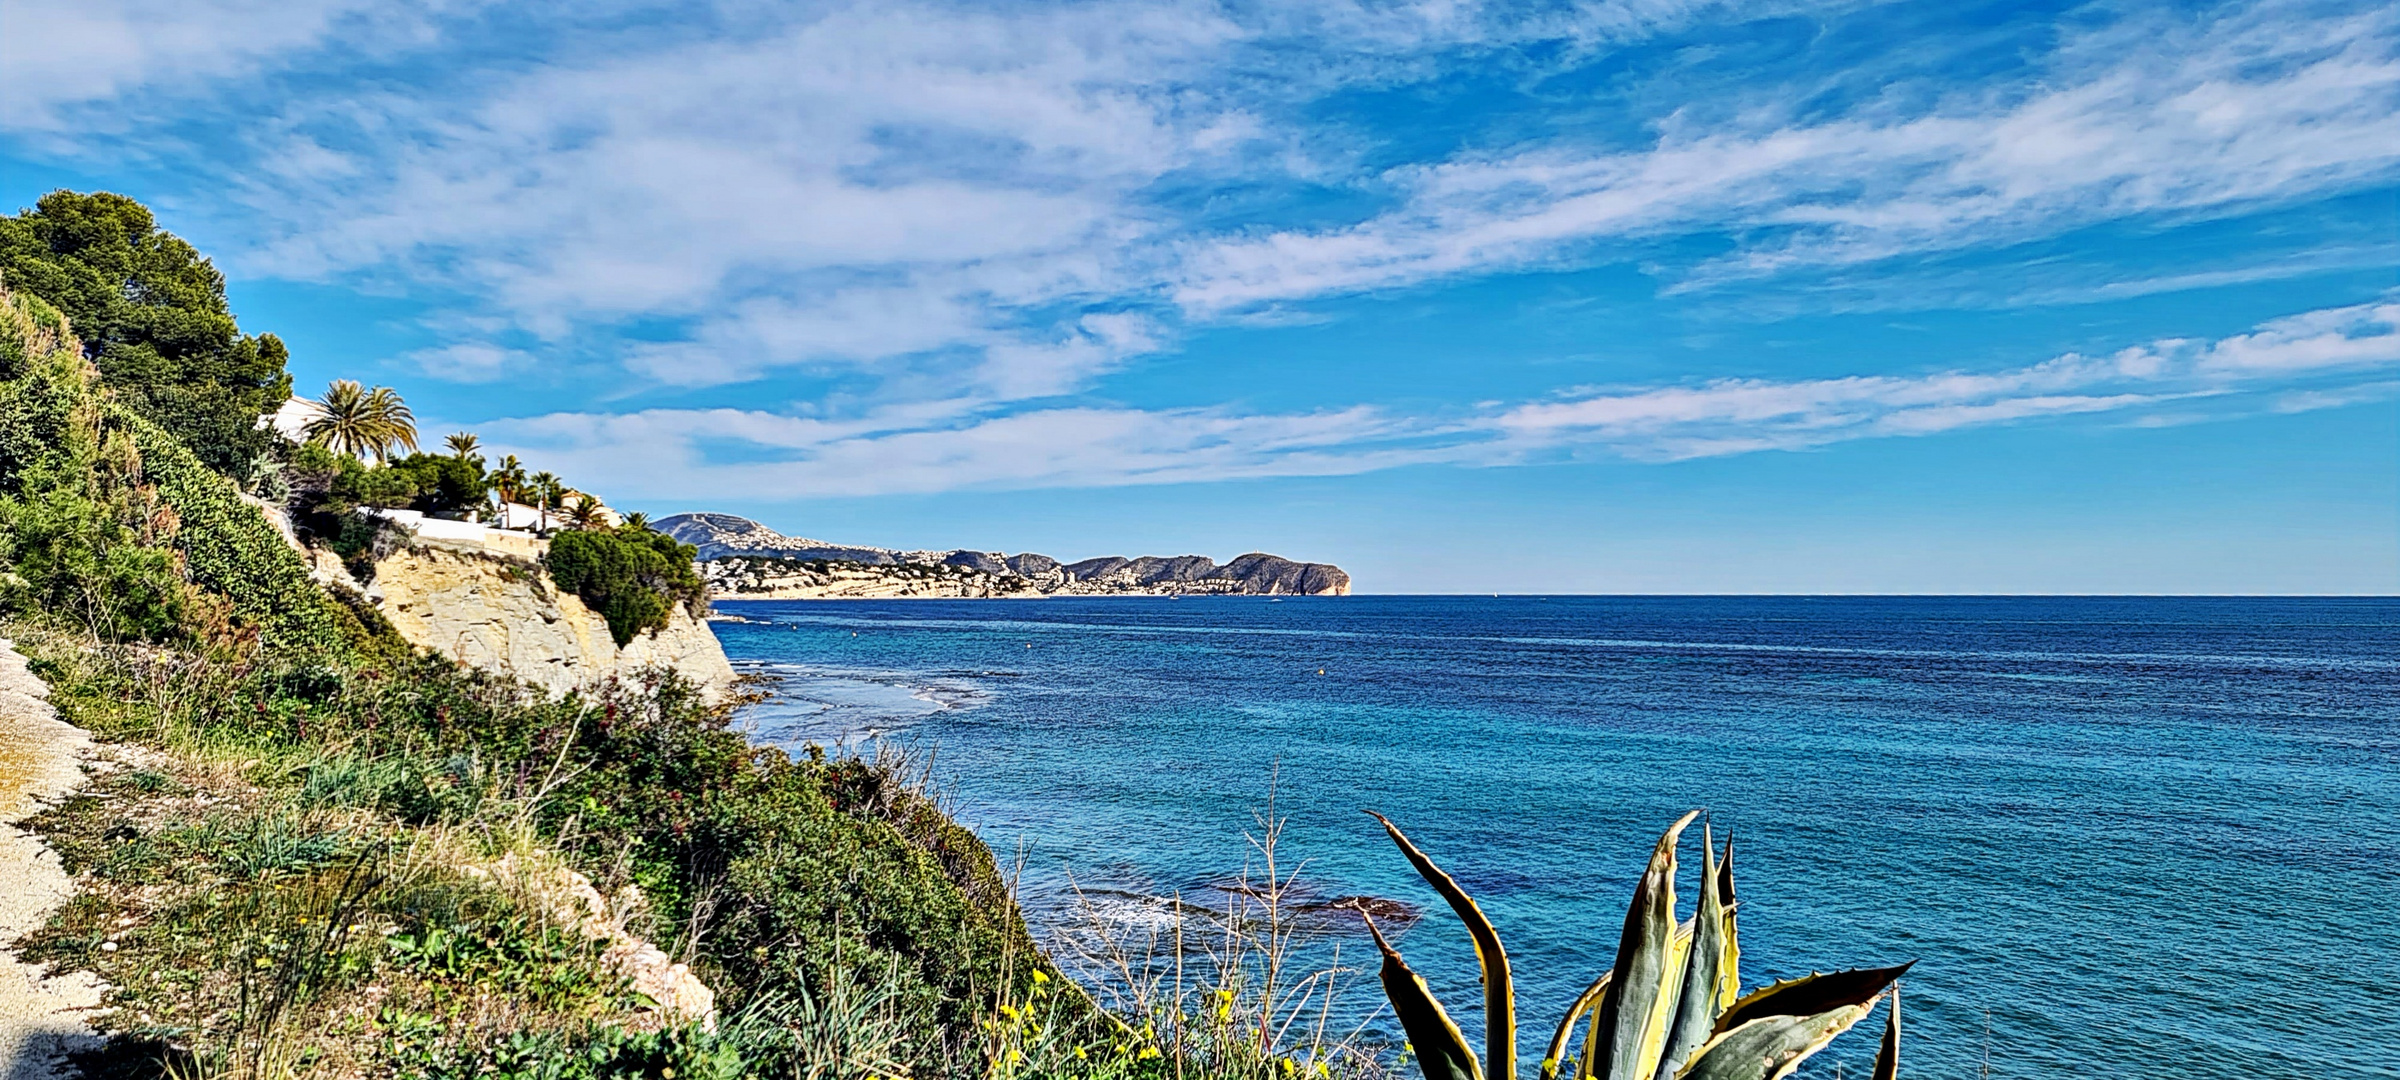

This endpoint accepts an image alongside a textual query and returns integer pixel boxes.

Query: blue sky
[3,0,2394,592]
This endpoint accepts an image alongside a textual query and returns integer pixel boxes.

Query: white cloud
[1495,300,2400,458]
[469,300,2400,496]
[408,341,533,382]
[13,0,2394,446]
[2202,303,2400,372]
[0,0,477,132]
[224,0,1251,393]
[477,401,1439,500]
[1171,3,2400,309]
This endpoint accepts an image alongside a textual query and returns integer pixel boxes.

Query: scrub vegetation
[0,193,1422,1079]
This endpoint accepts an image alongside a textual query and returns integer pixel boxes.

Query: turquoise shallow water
[713,596,2400,1078]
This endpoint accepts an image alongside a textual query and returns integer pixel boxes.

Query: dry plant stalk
[1021,769,1396,1080]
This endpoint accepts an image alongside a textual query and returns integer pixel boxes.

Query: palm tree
[490,454,526,506]
[303,380,418,463]
[528,471,561,532]
[564,494,607,530]
[444,432,482,462]
[621,511,651,533]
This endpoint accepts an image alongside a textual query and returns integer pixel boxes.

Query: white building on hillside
[264,395,321,443]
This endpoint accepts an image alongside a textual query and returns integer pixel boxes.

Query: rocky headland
[656,513,1351,599]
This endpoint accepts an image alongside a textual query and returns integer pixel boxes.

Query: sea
[709,595,2400,1079]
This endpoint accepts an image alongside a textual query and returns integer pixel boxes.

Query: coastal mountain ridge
[654,512,1351,597]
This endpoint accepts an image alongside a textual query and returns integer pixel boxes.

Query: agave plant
[1365,811,1906,1080]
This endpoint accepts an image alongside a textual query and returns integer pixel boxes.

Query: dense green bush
[0,302,195,642]
[0,282,364,656]
[0,190,293,474]
[25,635,1047,1079]
[540,677,1044,1062]
[546,527,709,647]
[0,465,191,642]
[283,446,489,555]
[116,406,359,657]
[387,452,489,515]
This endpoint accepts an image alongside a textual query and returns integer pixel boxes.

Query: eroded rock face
[1212,553,1352,596]
[369,546,736,701]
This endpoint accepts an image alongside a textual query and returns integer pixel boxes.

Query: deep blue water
[710,596,2400,1079]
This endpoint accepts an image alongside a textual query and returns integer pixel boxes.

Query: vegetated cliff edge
[258,504,737,700]
[366,542,736,700]
[656,513,1351,599]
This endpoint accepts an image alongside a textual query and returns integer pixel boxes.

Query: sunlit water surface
[714,596,2400,1078]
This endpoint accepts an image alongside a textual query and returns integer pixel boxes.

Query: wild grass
[977,778,1402,1080]
[13,623,725,1078]
[13,611,1411,1080]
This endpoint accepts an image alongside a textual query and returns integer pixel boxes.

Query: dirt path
[0,640,99,1080]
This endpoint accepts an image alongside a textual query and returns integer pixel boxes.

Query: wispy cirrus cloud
[0,0,426,132]
[227,0,1251,398]
[11,0,2397,515]
[478,402,1442,499]
[464,300,2400,499]
[1495,300,2400,458]
[1172,3,2400,310]
[32,0,2388,408]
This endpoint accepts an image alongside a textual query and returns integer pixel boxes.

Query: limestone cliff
[368,545,736,701]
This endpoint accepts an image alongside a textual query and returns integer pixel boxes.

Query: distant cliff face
[656,514,1351,598]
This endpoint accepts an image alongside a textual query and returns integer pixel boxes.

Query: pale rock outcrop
[465,854,714,1031]
[368,546,735,701]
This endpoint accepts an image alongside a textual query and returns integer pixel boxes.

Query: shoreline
[709,591,1340,606]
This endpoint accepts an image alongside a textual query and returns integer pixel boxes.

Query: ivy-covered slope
[0,282,366,658]
[111,405,361,657]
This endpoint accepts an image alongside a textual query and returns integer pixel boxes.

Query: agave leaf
[1590,810,1700,1080]
[1674,996,1885,1080]
[1713,836,1740,1014]
[1710,964,1912,1039]
[1871,984,1899,1080]
[1656,825,1730,1078]
[1374,812,1517,1080]
[1366,915,1484,1080]
[1580,987,1607,1080]
[1540,972,1610,1080]
[1581,920,1698,1080]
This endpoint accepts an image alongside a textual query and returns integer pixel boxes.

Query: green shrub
[0,475,189,641]
[545,527,709,647]
[0,283,363,657]
[384,452,488,515]
[22,629,1051,1080]
[0,306,192,642]
[115,406,358,658]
